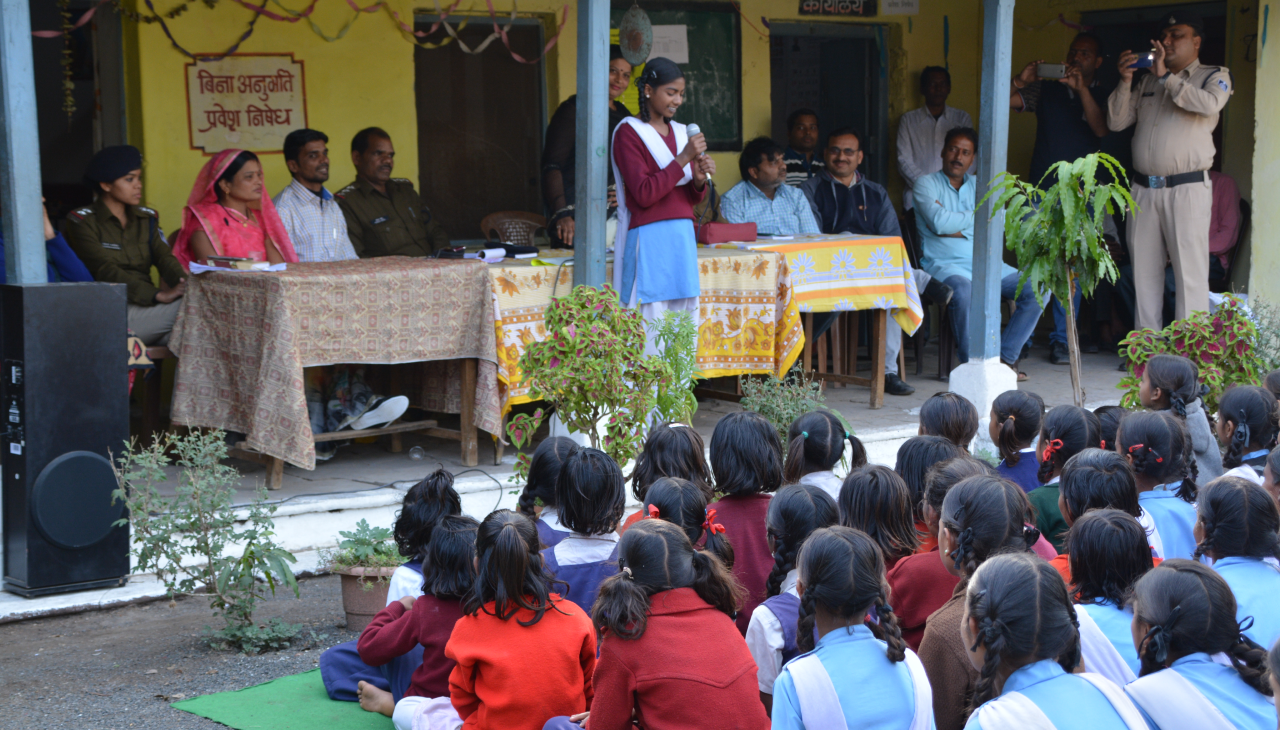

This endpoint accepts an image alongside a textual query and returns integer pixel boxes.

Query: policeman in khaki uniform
[63,145,187,346]
[1108,11,1231,331]
[335,127,449,258]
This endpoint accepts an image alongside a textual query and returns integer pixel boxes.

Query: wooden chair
[479,212,547,247]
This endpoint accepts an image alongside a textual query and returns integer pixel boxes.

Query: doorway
[414,18,547,243]
[768,23,889,185]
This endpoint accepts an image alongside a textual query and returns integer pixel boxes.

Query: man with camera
[1108,11,1232,332]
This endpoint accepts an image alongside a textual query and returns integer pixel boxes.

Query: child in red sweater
[355,514,477,728]
[709,411,784,634]
[543,519,769,730]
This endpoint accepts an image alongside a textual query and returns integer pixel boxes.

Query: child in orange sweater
[411,510,595,730]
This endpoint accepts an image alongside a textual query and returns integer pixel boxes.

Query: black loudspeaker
[2,282,130,597]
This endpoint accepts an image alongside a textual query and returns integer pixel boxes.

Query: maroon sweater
[358,594,465,698]
[886,547,961,652]
[612,122,706,228]
[711,493,773,635]
[590,588,770,730]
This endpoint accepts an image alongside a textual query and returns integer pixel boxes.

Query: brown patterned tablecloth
[169,258,501,470]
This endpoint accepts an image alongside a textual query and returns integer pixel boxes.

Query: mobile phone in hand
[1037,63,1066,79]
[1129,52,1155,69]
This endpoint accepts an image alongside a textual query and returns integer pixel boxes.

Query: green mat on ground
[172,668,389,729]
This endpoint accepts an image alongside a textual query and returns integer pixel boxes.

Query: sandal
[1002,359,1028,382]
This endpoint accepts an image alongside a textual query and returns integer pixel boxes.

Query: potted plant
[324,519,402,632]
[981,153,1135,406]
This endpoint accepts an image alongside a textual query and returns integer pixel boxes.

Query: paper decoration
[186,53,307,154]
[650,25,689,64]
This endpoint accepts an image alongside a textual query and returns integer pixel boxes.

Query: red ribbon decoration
[647,504,660,519]
[1127,443,1163,463]
[703,508,726,535]
[1041,438,1065,462]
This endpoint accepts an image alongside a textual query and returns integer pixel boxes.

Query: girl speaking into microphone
[610,57,716,354]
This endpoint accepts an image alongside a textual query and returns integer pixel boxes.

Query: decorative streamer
[143,0,265,60]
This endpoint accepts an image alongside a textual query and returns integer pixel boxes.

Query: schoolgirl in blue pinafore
[1074,600,1142,683]
[966,659,1146,730]
[1138,482,1199,561]
[536,506,572,549]
[1126,653,1276,730]
[541,533,620,612]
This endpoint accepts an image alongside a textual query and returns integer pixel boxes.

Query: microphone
[687,122,707,162]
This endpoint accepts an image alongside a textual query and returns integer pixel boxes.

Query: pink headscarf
[171,149,298,268]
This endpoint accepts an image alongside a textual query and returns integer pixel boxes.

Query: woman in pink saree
[171,149,299,267]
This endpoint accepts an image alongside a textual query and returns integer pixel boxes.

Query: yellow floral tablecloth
[717,234,923,335]
[489,248,805,412]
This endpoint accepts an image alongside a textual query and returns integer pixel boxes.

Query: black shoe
[923,279,954,308]
[1118,358,1129,372]
[1049,341,1069,364]
[885,373,915,396]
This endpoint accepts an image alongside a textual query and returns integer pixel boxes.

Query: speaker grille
[32,451,125,550]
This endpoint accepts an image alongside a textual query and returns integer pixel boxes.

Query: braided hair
[1144,354,1205,419]
[1193,476,1280,563]
[939,475,1038,577]
[1036,405,1101,485]
[1217,386,1279,469]
[765,484,838,598]
[1129,559,1273,696]
[635,57,684,123]
[795,526,907,662]
[1118,410,1198,503]
[837,465,921,566]
[643,476,735,568]
[784,410,866,483]
[516,437,578,518]
[966,552,1082,712]
[991,390,1044,466]
[1067,509,1153,607]
[1094,405,1129,453]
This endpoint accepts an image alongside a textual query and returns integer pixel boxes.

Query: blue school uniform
[1213,556,1280,650]
[320,558,425,702]
[966,659,1134,730]
[1080,600,1142,678]
[997,449,1041,494]
[541,533,620,612]
[1138,485,1199,560]
[536,507,573,549]
[771,623,932,730]
[1126,653,1276,730]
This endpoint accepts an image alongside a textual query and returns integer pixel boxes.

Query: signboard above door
[185,54,307,155]
[798,0,877,16]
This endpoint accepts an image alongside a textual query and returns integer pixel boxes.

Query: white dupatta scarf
[610,116,691,296]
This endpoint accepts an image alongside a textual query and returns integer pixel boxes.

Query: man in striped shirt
[782,109,824,187]
[273,128,359,263]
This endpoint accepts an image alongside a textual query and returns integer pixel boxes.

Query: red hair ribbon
[1127,443,1162,462]
[1041,438,1064,462]
[703,508,726,535]
[647,504,660,519]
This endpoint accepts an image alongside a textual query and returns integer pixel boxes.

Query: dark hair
[1129,559,1272,695]
[643,477,734,567]
[838,465,921,565]
[465,510,564,625]
[919,65,951,92]
[394,467,462,558]
[1144,354,1205,419]
[351,126,391,154]
[635,57,683,123]
[923,456,996,517]
[943,127,979,152]
[739,136,784,181]
[1118,410,1198,502]
[1269,445,1280,486]
[1037,405,1101,484]
[214,151,260,203]
[609,43,625,62]
[765,484,838,598]
[784,410,865,483]
[1058,448,1140,522]
[920,392,980,449]
[940,475,1038,576]
[1217,386,1279,469]
[795,526,906,660]
[897,436,968,519]
[591,519,744,640]
[1265,370,1280,401]
[1194,476,1280,562]
[555,447,625,535]
[517,437,578,518]
[1072,31,1106,56]
[283,128,328,163]
[1094,405,1128,452]
[786,107,818,131]
[966,552,1082,709]
[824,127,863,150]
[710,411,784,496]
[991,390,1044,465]
[422,514,479,600]
[630,423,712,503]
[1067,509,1153,606]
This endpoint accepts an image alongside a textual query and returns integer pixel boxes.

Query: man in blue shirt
[0,198,93,284]
[722,137,820,236]
[914,127,1043,379]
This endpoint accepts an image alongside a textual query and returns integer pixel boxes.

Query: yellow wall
[1249,2,1279,301]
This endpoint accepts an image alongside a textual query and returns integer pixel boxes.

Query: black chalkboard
[611,2,742,150]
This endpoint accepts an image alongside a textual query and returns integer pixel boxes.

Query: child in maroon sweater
[356,515,477,722]
[544,519,768,730]
[709,411,784,635]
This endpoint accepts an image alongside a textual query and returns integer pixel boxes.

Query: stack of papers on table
[465,248,507,264]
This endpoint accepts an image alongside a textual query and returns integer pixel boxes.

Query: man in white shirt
[896,66,973,211]
[273,128,359,263]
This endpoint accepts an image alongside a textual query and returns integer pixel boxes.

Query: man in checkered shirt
[272,128,359,263]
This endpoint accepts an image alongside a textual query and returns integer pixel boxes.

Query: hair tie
[646,504,660,520]
[622,566,633,579]
[703,507,726,535]
[1041,438,1064,462]
[845,431,851,439]
[970,616,1007,652]
[801,431,809,439]
[1006,414,1016,421]
[1143,604,1184,665]
[950,526,976,571]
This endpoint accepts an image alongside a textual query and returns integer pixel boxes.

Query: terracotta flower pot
[338,566,397,633]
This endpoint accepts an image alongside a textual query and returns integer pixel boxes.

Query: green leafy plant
[1118,294,1266,413]
[506,407,545,485]
[981,153,1136,406]
[112,430,301,653]
[507,284,672,468]
[1249,296,1280,372]
[739,366,848,445]
[324,519,401,571]
[653,310,701,425]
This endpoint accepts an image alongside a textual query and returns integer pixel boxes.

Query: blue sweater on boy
[1126,653,1276,730]
[996,449,1040,493]
[965,660,1133,730]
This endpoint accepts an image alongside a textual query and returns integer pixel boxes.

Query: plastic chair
[479,212,547,247]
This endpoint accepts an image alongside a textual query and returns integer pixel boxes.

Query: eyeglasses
[828,147,860,156]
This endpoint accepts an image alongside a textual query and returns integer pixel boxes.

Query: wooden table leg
[802,313,813,372]
[869,310,887,410]
[267,456,284,490]
[830,313,843,387]
[460,358,479,467]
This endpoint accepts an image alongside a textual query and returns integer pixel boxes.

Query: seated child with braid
[641,476,734,567]
[1140,354,1223,483]
[1028,405,1100,552]
[784,410,866,501]
[989,389,1045,493]
[1215,385,1279,485]
[1195,476,1280,649]
[1117,411,1200,560]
